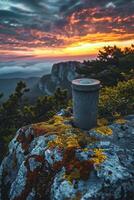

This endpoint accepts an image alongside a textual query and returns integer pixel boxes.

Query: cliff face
[0,112,134,200]
[38,61,83,95]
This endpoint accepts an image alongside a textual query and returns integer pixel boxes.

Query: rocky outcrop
[0,113,134,200]
[38,61,83,95]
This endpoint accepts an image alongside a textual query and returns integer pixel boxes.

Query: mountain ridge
[38,61,84,95]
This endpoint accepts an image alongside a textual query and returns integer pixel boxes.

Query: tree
[33,87,68,122]
[77,44,134,86]
[54,87,68,110]
[98,45,123,65]
[0,81,29,132]
[124,44,134,55]
[33,95,55,121]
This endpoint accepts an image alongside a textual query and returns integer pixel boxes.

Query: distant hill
[0,72,40,79]
[0,61,85,102]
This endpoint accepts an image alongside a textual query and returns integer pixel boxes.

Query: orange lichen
[60,149,106,184]
[32,116,72,137]
[63,159,94,183]
[14,155,44,200]
[72,192,82,200]
[53,147,94,183]
[53,146,107,183]
[16,127,34,153]
[94,126,113,135]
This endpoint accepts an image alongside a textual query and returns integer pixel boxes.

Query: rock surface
[38,61,83,95]
[0,114,134,200]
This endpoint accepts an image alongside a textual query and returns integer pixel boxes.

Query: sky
[0,0,134,60]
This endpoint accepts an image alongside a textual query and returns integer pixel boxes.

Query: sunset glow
[0,0,134,59]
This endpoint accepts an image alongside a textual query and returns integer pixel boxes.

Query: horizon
[0,0,134,62]
[0,53,97,78]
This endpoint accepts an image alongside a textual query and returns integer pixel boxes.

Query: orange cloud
[0,6,134,59]
[0,32,133,59]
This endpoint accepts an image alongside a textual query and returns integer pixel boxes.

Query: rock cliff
[0,113,134,200]
[38,61,83,95]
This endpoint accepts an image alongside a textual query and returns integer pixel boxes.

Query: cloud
[106,2,116,8]
[0,59,54,77]
[0,0,134,56]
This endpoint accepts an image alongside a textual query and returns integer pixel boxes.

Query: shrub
[99,79,134,119]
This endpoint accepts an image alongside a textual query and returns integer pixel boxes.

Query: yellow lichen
[48,128,97,150]
[32,115,107,185]
[94,126,113,135]
[97,118,109,126]
[83,148,89,152]
[48,134,80,149]
[32,115,71,137]
[115,118,127,124]
[113,112,121,118]
[66,135,80,148]
[91,148,107,165]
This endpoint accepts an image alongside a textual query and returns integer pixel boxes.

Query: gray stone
[0,115,134,200]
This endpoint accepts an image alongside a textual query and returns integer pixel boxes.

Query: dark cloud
[0,0,134,51]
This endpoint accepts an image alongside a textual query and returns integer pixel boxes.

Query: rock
[0,115,134,200]
[38,61,83,95]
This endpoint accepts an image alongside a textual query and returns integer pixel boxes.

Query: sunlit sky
[0,0,134,60]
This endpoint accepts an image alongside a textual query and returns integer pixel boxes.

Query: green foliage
[0,84,68,131]
[32,87,68,122]
[77,44,134,86]
[0,81,29,131]
[0,82,68,160]
[99,79,134,119]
